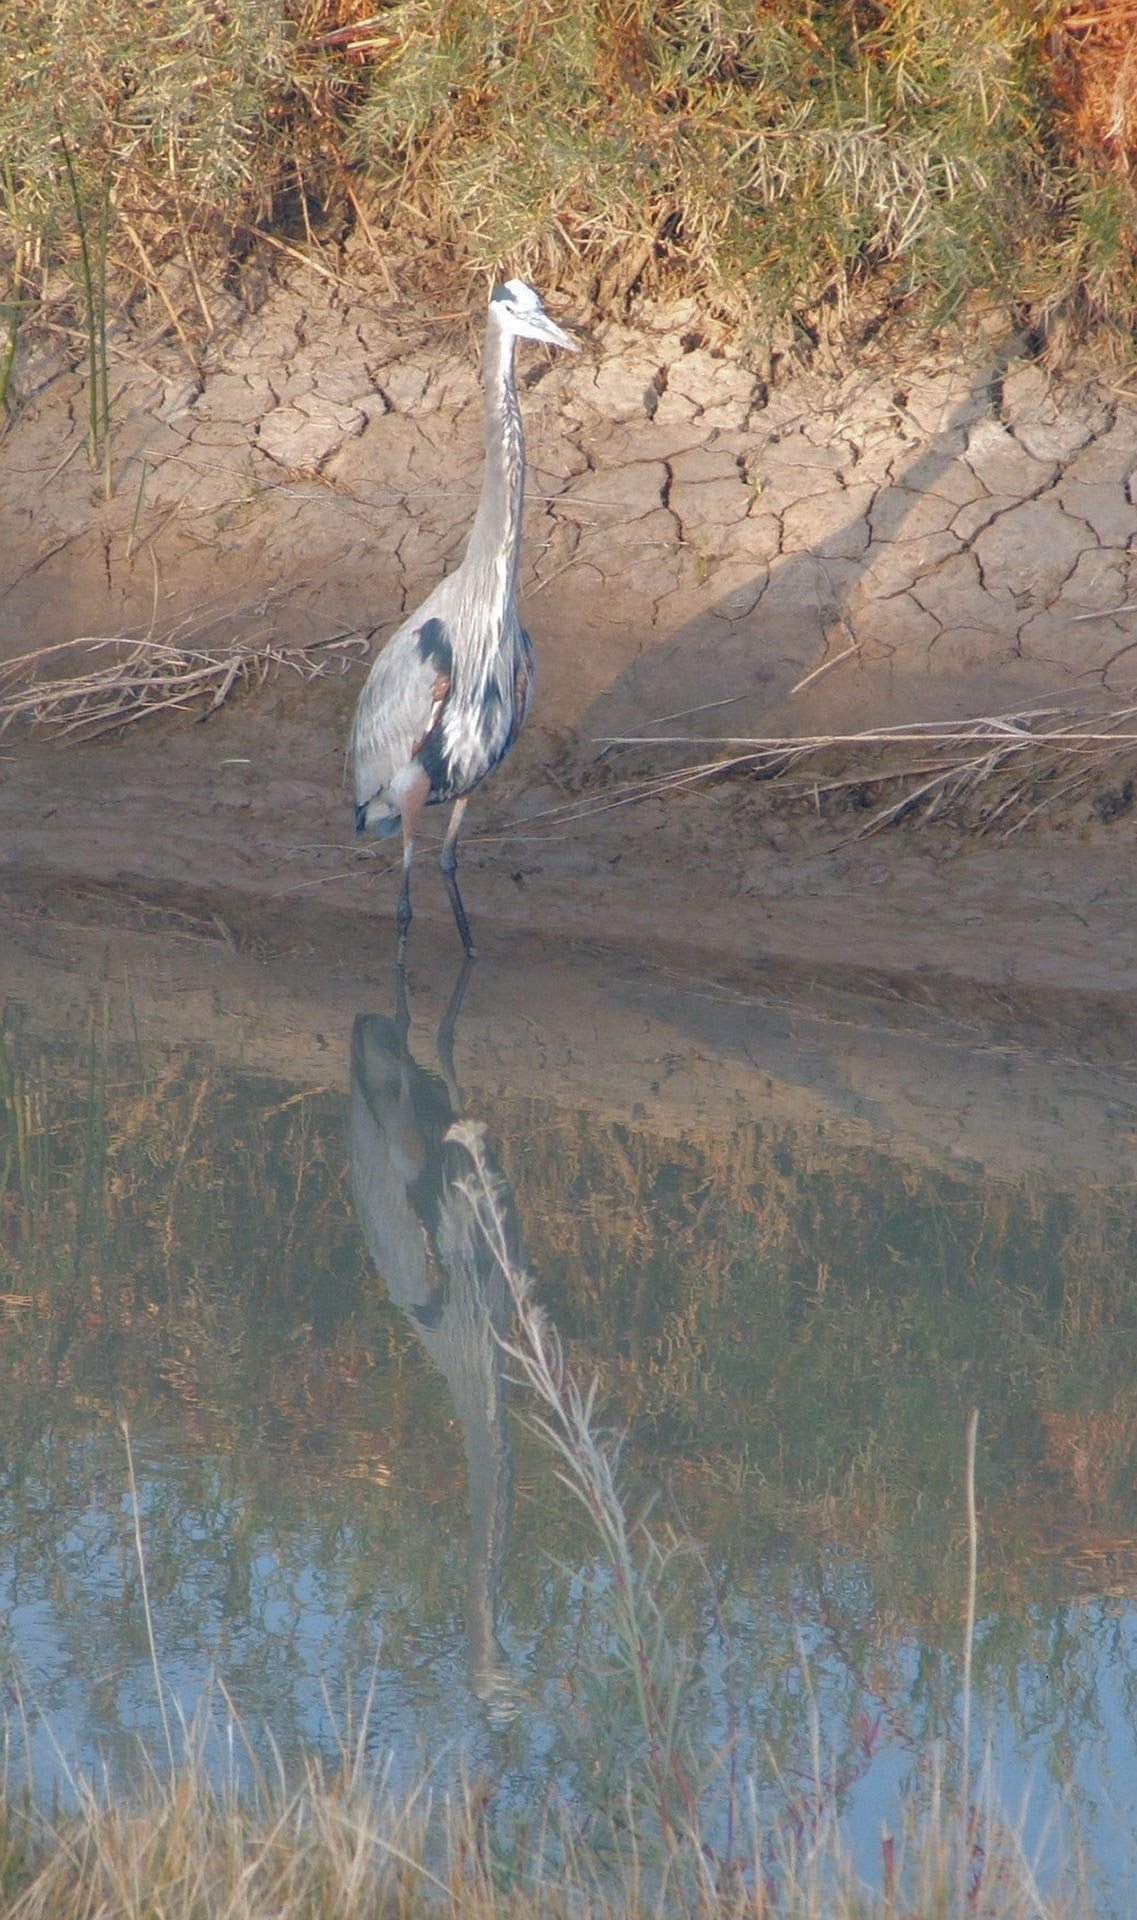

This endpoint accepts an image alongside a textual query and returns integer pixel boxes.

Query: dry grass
[0,1738,1088,1920]
[2,1717,452,1920]
[583,700,1137,838]
[0,627,368,742]
[1050,1,1137,170]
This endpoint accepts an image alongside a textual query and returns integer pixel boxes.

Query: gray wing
[348,609,454,826]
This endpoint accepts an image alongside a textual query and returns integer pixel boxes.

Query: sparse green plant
[345,0,1134,336]
[0,156,30,414]
[0,0,346,405]
[0,0,1136,369]
[56,123,111,492]
[0,1024,38,1228]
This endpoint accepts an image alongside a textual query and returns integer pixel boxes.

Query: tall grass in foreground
[0,1721,1079,1920]
[0,1102,1094,1919]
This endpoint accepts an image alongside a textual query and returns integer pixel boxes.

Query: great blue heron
[349,280,578,959]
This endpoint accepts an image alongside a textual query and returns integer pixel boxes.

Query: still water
[4,931,1137,1906]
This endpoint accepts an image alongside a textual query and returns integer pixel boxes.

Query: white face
[491,280,578,353]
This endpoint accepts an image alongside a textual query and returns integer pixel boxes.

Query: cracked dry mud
[3,273,1137,1148]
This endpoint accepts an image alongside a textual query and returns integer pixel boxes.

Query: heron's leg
[396,771,430,965]
[439,795,475,957]
[396,848,413,964]
[394,953,410,1035]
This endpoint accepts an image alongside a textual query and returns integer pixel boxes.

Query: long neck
[462,318,525,610]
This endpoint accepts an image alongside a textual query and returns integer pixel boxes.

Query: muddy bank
[3,269,1137,1029]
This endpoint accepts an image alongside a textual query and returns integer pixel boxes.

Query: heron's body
[349,280,576,957]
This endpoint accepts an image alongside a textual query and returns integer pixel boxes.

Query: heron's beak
[526,312,579,353]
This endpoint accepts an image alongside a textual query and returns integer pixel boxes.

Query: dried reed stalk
[594,702,1137,838]
[0,629,369,742]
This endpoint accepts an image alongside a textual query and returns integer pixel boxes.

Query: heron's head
[490,279,578,354]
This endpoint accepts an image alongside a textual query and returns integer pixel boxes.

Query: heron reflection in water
[348,961,522,1713]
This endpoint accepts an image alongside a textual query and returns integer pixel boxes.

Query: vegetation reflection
[2,994,1137,1904]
